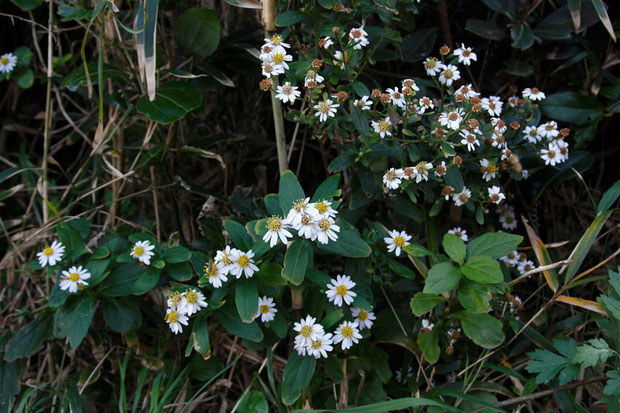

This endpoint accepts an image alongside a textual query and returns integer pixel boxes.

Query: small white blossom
[275,82,301,104]
[423,57,442,76]
[59,265,90,293]
[488,186,506,205]
[326,274,357,307]
[541,143,561,166]
[314,99,339,122]
[383,168,403,190]
[180,289,208,316]
[384,229,411,257]
[333,321,362,350]
[438,64,461,86]
[257,296,278,322]
[372,117,393,138]
[204,262,228,288]
[522,87,545,101]
[447,227,468,242]
[230,249,259,279]
[481,96,503,117]
[165,308,188,334]
[453,43,477,65]
[263,216,293,247]
[459,129,480,151]
[353,95,372,110]
[453,187,472,207]
[439,108,464,130]
[0,53,18,74]
[37,240,65,267]
[351,306,376,330]
[131,240,155,265]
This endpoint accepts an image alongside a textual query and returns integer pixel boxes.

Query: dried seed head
[560,128,570,137]
[472,103,481,113]
[470,96,481,105]
[468,119,479,129]
[332,26,340,36]
[371,89,381,98]
[440,44,450,55]
[259,78,273,91]
[335,91,348,101]
[455,94,466,103]
[311,58,323,69]
[510,121,520,130]
[380,93,391,103]
[509,154,520,165]
[453,156,463,166]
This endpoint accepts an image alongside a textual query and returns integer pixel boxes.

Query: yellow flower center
[425,58,437,69]
[358,310,368,321]
[386,170,397,181]
[487,163,498,175]
[448,112,459,121]
[169,292,182,306]
[185,291,198,304]
[301,325,312,337]
[0,57,8,65]
[336,284,348,296]
[270,34,283,45]
[282,84,292,94]
[443,69,453,79]
[459,193,469,203]
[531,87,539,94]
[69,272,80,282]
[311,339,323,350]
[547,150,556,158]
[267,216,282,232]
[272,53,284,65]
[394,236,406,247]
[529,129,537,137]
[505,216,515,224]
[133,246,144,257]
[378,119,390,132]
[43,246,54,257]
[341,325,353,338]
[416,162,428,174]
[462,49,471,57]
[301,214,312,225]
[205,263,219,277]
[260,304,271,314]
[306,70,316,78]
[318,218,331,231]
[293,198,306,212]
[166,311,178,324]
[315,202,328,214]
[317,101,331,114]
[237,255,249,268]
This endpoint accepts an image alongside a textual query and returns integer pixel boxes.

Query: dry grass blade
[521,216,559,292]
[556,295,608,315]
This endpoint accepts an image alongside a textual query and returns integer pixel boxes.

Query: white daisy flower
[314,99,339,122]
[0,52,18,74]
[296,213,318,239]
[384,229,411,257]
[257,296,278,322]
[284,197,312,227]
[312,216,340,244]
[131,240,155,265]
[438,64,461,86]
[353,95,372,111]
[417,96,434,114]
[556,139,569,162]
[180,288,208,316]
[308,332,334,359]
[259,44,274,62]
[294,315,325,345]
[309,199,337,219]
[413,161,433,183]
[59,265,90,293]
[349,27,369,50]
[439,108,464,130]
[333,51,347,69]
[522,87,545,101]
[480,158,498,182]
[447,227,468,242]
[402,78,420,92]
[500,250,520,267]
[204,262,228,288]
[326,274,357,307]
[372,117,393,138]
[423,57,441,76]
[230,249,259,279]
[214,245,238,274]
[453,43,477,65]
[351,306,376,330]
[523,125,541,143]
[456,83,479,99]
[539,121,559,139]
[491,118,507,134]
[263,216,293,247]
[167,291,184,311]
[294,334,309,356]
[37,240,65,267]
[453,187,472,206]
[459,129,480,151]
[386,87,406,109]
[269,46,293,71]
[275,82,301,104]
[165,308,188,334]
[321,36,333,49]
[507,95,519,107]
[499,213,518,231]
[435,161,447,177]
[264,34,291,49]
[383,168,404,190]
[333,321,362,350]
[540,143,560,166]
[261,61,285,78]
[481,96,503,117]
[304,69,324,87]
[518,259,535,275]
[488,186,506,205]
[421,318,434,332]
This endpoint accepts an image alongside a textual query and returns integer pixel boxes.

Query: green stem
[270,77,288,175]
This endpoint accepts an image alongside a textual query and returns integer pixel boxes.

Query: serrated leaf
[572,338,614,368]
[526,338,580,385]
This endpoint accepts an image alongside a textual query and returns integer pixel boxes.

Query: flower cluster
[204,245,258,287]
[37,241,91,294]
[164,288,208,334]
[293,312,368,358]
[496,204,518,231]
[263,198,340,247]
[501,250,536,276]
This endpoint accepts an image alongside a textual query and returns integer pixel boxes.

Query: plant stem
[270,77,289,175]
[42,0,54,224]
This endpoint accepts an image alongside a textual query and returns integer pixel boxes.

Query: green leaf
[136,82,204,124]
[215,301,263,342]
[597,178,620,213]
[187,316,211,358]
[60,62,121,91]
[461,255,503,284]
[224,220,254,251]
[417,328,440,363]
[282,352,316,405]
[312,174,341,202]
[510,24,534,50]
[132,267,160,295]
[57,223,87,260]
[540,92,604,125]
[235,279,259,323]
[278,170,306,213]
[572,338,614,368]
[161,246,191,264]
[317,222,371,258]
[443,233,466,262]
[455,312,505,349]
[410,293,446,316]
[351,82,369,97]
[599,295,620,319]
[321,310,344,330]
[564,210,613,283]
[604,370,620,396]
[103,298,142,333]
[467,232,523,259]
[57,3,92,21]
[423,263,461,294]
[465,19,506,40]
[49,283,70,309]
[4,315,53,362]
[90,246,110,260]
[402,27,439,62]
[256,262,286,287]
[16,69,34,89]
[10,0,42,11]
[275,10,303,26]
[54,295,95,348]
[526,338,580,385]
[99,263,142,297]
[166,261,193,281]
[290,397,462,412]
[237,390,268,413]
[173,8,220,58]
[264,194,284,216]
[282,239,310,285]
[403,244,431,257]
[590,0,616,41]
[458,280,491,313]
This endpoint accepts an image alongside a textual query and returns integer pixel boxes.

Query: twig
[509,259,571,286]
[270,77,288,175]
[79,346,116,394]
[41,0,54,224]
